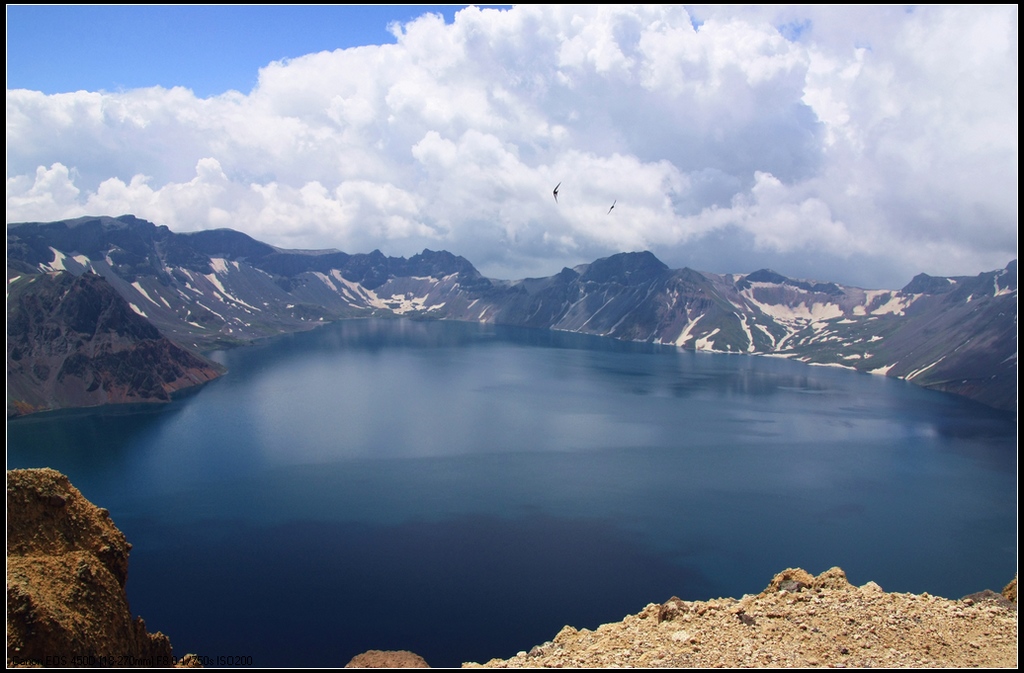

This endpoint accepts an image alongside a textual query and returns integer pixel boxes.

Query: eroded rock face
[6,468,175,667]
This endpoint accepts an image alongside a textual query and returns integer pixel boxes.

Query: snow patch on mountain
[737,314,756,352]
[376,292,441,314]
[196,301,225,322]
[330,271,376,307]
[870,295,914,316]
[808,361,857,371]
[754,323,778,348]
[337,276,449,315]
[314,271,338,293]
[907,357,947,381]
[131,281,161,306]
[203,272,261,311]
[674,315,704,347]
[860,290,917,316]
[994,279,1014,296]
[694,328,720,351]
[740,284,843,324]
[43,247,71,272]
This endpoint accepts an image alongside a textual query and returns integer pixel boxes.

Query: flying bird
[607,200,616,214]
[553,182,560,203]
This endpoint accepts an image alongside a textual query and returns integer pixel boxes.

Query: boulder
[345,649,430,668]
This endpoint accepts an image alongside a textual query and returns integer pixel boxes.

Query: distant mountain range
[7,215,1017,415]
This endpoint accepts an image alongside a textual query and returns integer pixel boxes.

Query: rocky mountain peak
[580,251,669,285]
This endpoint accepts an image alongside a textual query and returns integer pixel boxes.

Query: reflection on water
[7,318,1017,668]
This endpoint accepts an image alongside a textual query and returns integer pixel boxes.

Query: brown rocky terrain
[463,567,1018,668]
[345,650,431,668]
[6,468,177,667]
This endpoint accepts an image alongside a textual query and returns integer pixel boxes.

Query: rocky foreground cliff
[6,469,181,667]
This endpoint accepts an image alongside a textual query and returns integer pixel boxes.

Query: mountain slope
[7,269,224,417]
[7,216,1016,412]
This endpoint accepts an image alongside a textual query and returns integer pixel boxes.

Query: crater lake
[7,318,1017,668]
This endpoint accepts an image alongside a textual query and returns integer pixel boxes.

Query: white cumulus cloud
[6,5,1017,288]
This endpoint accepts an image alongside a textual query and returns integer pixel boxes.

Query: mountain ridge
[7,215,1017,414]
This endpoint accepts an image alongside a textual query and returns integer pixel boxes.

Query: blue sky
[7,5,488,96]
[6,5,1018,288]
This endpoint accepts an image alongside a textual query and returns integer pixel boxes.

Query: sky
[6,5,1019,289]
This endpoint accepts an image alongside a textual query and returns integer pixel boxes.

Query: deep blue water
[7,318,1017,668]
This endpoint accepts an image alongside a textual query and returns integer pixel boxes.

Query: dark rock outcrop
[7,271,223,417]
[6,468,175,667]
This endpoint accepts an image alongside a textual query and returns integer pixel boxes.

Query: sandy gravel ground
[463,567,1017,668]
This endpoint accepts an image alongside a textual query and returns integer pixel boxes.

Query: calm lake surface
[7,318,1017,667]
